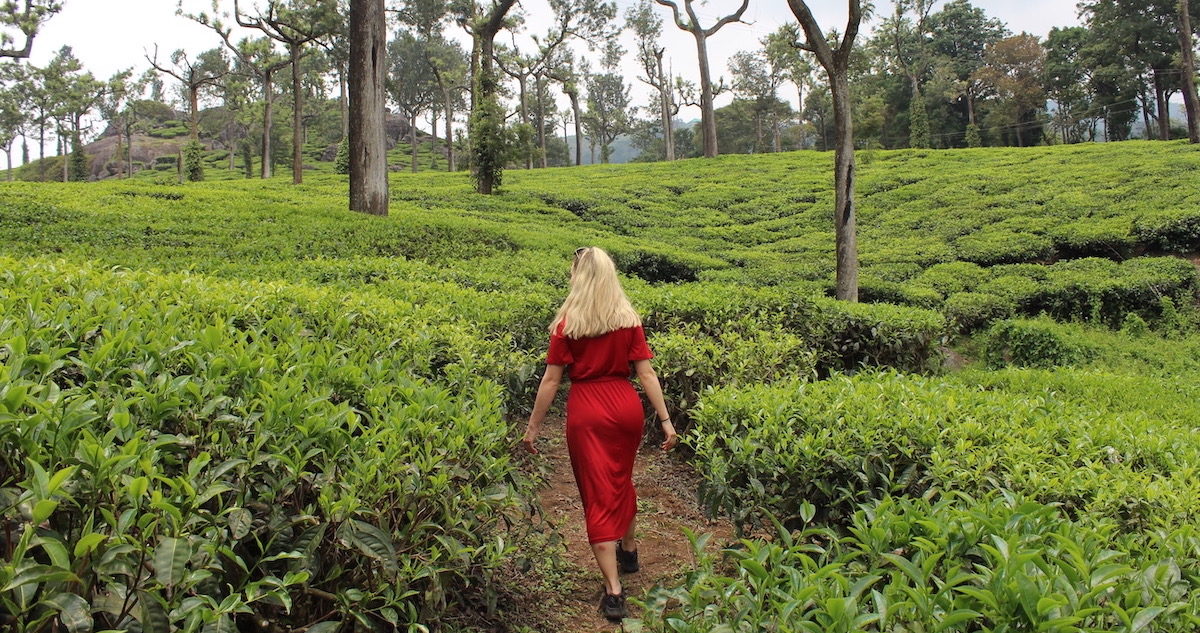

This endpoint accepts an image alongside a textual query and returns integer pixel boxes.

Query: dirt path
[515,417,737,632]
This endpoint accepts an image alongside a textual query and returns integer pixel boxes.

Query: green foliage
[909,97,930,149]
[334,137,349,175]
[965,122,982,147]
[982,317,1095,368]
[688,368,1200,533]
[469,91,508,193]
[635,494,1200,632]
[0,258,537,629]
[182,140,205,182]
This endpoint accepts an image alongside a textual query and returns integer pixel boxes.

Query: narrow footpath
[513,416,737,632]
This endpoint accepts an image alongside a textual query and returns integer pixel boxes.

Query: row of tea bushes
[0,258,539,630]
[688,370,1200,533]
[633,493,1200,632]
[908,256,1199,332]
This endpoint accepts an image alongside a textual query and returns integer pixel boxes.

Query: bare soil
[507,417,736,632]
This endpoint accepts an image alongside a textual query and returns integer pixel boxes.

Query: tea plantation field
[2,141,1200,631]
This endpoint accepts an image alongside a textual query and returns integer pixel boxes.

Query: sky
[16,0,1083,138]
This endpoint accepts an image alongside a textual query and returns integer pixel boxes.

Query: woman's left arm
[634,359,677,451]
[523,364,565,454]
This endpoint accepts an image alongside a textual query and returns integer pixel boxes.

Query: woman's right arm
[523,364,565,454]
[633,359,677,451]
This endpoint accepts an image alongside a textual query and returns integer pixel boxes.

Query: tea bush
[633,494,1200,632]
[0,259,538,630]
[688,370,1200,532]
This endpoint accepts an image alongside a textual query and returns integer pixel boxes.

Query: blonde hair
[550,247,641,339]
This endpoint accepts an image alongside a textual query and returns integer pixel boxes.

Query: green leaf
[339,520,397,575]
[201,615,236,633]
[32,498,59,524]
[226,507,252,540]
[138,591,170,633]
[1130,606,1166,633]
[2,564,79,592]
[73,533,107,558]
[44,592,93,633]
[154,537,192,587]
[305,622,342,633]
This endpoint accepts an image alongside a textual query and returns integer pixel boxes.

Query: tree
[348,0,387,214]
[627,0,676,160]
[786,0,866,302]
[98,69,138,179]
[426,34,468,171]
[0,0,61,59]
[654,0,749,158]
[463,0,519,194]
[183,5,295,178]
[880,0,939,148]
[232,0,340,184]
[1178,0,1200,143]
[546,46,588,166]
[765,24,815,145]
[728,47,788,153]
[388,30,438,173]
[147,46,229,141]
[583,71,630,163]
[974,34,1046,147]
[928,0,1007,146]
[0,79,23,179]
[1044,26,1095,144]
[1080,0,1199,140]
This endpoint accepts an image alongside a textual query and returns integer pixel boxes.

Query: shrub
[1132,208,1200,252]
[944,291,1013,332]
[953,229,1055,266]
[334,137,350,175]
[182,140,205,182]
[982,317,1094,368]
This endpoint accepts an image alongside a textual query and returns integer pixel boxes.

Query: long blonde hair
[550,247,641,339]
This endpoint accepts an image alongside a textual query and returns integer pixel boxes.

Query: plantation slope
[6,140,1197,333]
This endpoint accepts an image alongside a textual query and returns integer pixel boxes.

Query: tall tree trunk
[443,85,456,171]
[291,43,304,184]
[1180,0,1200,143]
[656,51,675,161]
[5,148,11,181]
[115,120,124,180]
[340,65,349,140]
[60,131,68,182]
[772,108,781,152]
[349,0,389,215]
[536,75,548,168]
[831,71,858,301]
[1154,69,1170,140]
[1140,82,1153,139]
[410,111,419,173]
[37,117,45,182]
[189,87,200,139]
[262,72,276,179]
[694,31,718,157]
[568,89,583,166]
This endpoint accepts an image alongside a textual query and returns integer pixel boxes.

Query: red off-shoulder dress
[547,323,654,544]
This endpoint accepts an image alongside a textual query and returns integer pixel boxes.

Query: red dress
[547,324,654,544]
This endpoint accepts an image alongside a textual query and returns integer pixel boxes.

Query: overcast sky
[20,0,1082,129]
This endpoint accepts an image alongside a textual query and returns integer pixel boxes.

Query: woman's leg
[620,516,637,552]
[591,541,622,595]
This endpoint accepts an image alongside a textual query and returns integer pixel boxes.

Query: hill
[1,141,1200,631]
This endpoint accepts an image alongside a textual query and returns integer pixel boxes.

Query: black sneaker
[616,540,640,574]
[600,589,627,620]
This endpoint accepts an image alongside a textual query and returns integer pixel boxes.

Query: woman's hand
[660,421,678,452]
[522,425,539,454]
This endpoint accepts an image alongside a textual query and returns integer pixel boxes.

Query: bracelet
[659,418,671,424]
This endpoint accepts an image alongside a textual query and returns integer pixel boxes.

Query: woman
[522,246,677,621]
